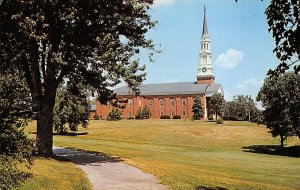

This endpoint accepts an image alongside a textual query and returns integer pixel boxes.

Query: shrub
[106,108,122,121]
[173,115,181,119]
[127,117,135,120]
[94,114,100,120]
[135,107,144,120]
[216,118,224,124]
[135,107,151,120]
[208,115,214,120]
[160,115,171,119]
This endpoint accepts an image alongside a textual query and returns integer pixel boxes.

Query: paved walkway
[53,146,169,190]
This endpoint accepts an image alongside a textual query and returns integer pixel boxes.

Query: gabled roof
[114,82,222,97]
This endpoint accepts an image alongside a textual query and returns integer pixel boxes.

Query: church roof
[114,82,222,96]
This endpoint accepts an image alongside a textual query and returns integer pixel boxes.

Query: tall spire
[202,6,208,37]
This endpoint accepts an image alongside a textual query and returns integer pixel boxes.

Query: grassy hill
[27,120,300,190]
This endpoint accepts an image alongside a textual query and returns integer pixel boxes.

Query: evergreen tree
[192,95,204,120]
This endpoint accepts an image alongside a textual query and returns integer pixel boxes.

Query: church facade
[95,9,223,120]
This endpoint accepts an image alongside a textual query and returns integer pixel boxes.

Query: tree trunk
[36,85,57,156]
[280,134,284,148]
[37,105,53,156]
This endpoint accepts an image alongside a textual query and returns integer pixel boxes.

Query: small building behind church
[95,9,223,120]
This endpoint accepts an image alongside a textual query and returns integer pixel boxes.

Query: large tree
[257,72,300,147]
[209,93,225,120]
[0,0,156,155]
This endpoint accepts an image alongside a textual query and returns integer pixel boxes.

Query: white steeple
[197,6,215,83]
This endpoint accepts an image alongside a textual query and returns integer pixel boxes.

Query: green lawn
[27,120,300,190]
[15,158,91,190]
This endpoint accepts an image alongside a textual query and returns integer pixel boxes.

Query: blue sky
[138,0,279,101]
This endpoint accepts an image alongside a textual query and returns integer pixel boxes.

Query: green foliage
[235,0,300,75]
[53,85,90,135]
[257,72,300,147]
[216,118,224,124]
[209,93,225,120]
[265,0,300,75]
[0,0,156,155]
[224,95,258,121]
[160,115,171,119]
[106,108,122,121]
[172,115,181,119]
[0,71,35,189]
[192,95,204,120]
[135,107,151,120]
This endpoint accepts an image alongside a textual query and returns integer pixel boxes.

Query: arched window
[170,98,175,107]
[159,99,165,107]
[128,99,133,107]
[148,99,153,107]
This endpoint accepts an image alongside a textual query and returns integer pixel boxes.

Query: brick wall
[96,94,207,119]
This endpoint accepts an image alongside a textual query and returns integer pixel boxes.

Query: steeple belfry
[197,6,215,87]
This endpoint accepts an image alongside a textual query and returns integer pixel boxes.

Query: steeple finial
[202,6,208,37]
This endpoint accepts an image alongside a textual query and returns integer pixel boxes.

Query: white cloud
[235,77,263,91]
[152,0,174,7]
[215,49,244,69]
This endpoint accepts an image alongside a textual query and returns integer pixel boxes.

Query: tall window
[182,110,186,116]
[160,111,163,116]
[138,98,142,107]
[170,99,175,107]
[128,99,133,106]
[159,99,164,107]
[182,98,187,107]
[148,99,153,107]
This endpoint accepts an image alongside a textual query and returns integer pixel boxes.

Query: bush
[216,118,224,124]
[135,107,151,120]
[127,117,135,120]
[173,115,181,119]
[208,115,214,120]
[106,108,122,121]
[223,115,240,121]
[160,115,171,119]
[94,114,100,120]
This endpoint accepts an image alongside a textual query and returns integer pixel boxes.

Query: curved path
[53,146,169,190]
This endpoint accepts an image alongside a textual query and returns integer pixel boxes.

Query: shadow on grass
[196,186,228,190]
[242,145,300,157]
[30,131,89,136]
[53,147,123,165]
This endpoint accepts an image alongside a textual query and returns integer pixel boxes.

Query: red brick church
[95,9,223,120]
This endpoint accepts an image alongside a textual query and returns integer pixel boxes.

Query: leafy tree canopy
[209,93,225,120]
[0,0,156,155]
[237,0,300,75]
[257,72,300,147]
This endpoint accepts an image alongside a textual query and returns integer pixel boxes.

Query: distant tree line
[224,95,262,123]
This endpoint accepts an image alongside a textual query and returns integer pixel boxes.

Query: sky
[136,0,279,101]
